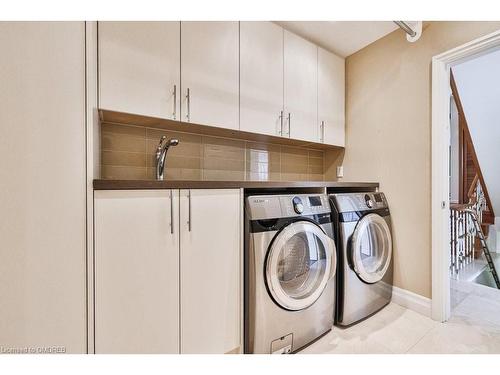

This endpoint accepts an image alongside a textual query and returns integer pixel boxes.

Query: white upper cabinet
[181,22,239,130]
[283,30,318,142]
[94,190,180,354]
[97,21,344,146]
[99,22,181,120]
[240,22,284,136]
[180,189,241,354]
[318,47,345,146]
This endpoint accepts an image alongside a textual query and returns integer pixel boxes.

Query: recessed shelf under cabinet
[99,109,345,151]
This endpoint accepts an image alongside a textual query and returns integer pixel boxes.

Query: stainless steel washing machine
[329,192,393,326]
[245,194,337,354]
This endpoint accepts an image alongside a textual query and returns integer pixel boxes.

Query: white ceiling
[275,21,399,58]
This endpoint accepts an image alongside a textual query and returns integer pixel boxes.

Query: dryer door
[350,213,392,284]
[265,221,336,311]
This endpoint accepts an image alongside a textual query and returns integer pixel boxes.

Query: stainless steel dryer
[245,194,337,354]
[329,192,393,326]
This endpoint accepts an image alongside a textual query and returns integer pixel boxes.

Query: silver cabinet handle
[278,110,283,136]
[320,120,325,143]
[186,88,191,122]
[172,85,177,120]
[170,190,174,234]
[187,190,192,232]
[286,113,291,137]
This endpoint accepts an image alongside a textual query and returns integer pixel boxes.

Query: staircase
[450,71,495,255]
[449,71,497,281]
[463,208,500,289]
[450,178,499,286]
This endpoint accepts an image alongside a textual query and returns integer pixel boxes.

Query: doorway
[431,29,500,322]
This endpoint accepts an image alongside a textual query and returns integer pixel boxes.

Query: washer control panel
[279,194,330,217]
[246,194,331,220]
[330,192,388,214]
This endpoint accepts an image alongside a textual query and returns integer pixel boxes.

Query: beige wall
[343,22,500,298]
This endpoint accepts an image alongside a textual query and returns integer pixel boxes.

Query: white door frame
[431,29,500,322]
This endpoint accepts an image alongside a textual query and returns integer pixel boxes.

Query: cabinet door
[181,22,239,130]
[179,189,242,353]
[240,22,284,136]
[284,30,318,142]
[94,190,180,354]
[318,47,345,146]
[99,21,180,120]
[0,22,86,353]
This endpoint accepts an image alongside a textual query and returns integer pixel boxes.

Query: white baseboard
[392,286,431,317]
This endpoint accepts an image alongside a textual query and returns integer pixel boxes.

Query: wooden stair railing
[450,70,495,227]
[467,175,488,228]
[466,174,479,200]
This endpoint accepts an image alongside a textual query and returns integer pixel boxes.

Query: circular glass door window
[350,213,392,284]
[266,221,336,311]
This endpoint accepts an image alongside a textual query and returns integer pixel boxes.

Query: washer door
[266,221,336,311]
[350,213,392,284]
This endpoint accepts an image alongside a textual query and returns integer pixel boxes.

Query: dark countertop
[93,179,379,191]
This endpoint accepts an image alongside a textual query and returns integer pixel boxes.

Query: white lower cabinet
[94,190,179,354]
[94,189,242,354]
[179,189,241,353]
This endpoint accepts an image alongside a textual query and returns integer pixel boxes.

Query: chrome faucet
[155,136,179,180]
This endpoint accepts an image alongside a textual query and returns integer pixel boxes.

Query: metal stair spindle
[463,208,500,289]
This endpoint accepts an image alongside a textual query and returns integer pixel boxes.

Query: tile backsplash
[101,122,326,181]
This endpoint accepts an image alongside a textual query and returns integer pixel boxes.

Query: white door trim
[431,29,500,322]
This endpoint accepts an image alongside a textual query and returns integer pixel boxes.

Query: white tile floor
[450,253,500,284]
[301,282,500,354]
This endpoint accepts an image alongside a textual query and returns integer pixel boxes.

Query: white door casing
[431,29,500,322]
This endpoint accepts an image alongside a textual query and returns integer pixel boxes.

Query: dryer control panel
[330,192,388,214]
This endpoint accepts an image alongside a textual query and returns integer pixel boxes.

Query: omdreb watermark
[0,346,66,354]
